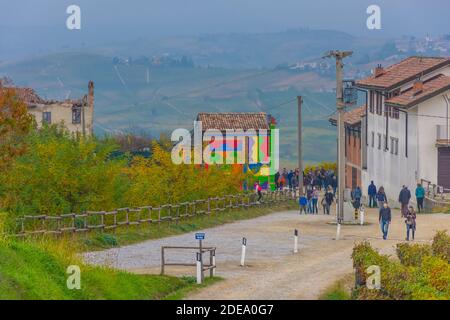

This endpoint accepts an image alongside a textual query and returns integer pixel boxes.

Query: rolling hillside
[0,51,339,165]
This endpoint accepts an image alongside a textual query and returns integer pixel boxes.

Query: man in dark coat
[398,185,411,217]
[274,171,280,190]
[368,181,377,208]
[379,202,392,240]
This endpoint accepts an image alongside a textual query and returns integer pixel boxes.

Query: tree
[0,87,33,169]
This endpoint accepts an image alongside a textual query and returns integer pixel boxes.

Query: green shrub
[432,231,450,263]
[352,236,450,300]
[95,233,118,247]
[396,243,432,267]
[319,281,351,300]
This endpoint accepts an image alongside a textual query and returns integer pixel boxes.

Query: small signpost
[195,233,205,283]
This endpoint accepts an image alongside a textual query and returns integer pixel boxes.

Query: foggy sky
[0,0,449,58]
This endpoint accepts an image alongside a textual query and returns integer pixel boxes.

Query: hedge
[352,231,450,300]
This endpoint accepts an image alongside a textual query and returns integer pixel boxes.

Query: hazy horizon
[1,0,449,60]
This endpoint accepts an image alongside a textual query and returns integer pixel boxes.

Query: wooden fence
[421,179,450,200]
[13,189,298,237]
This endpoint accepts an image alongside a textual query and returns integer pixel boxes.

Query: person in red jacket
[255,182,263,203]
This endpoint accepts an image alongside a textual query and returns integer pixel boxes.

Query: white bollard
[337,223,341,240]
[360,209,365,226]
[240,237,247,266]
[294,229,299,253]
[212,251,216,277]
[196,253,202,284]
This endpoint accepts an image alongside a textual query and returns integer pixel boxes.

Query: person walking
[379,202,392,240]
[376,186,387,209]
[368,181,377,208]
[398,185,411,217]
[288,170,294,190]
[321,197,327,215]
[282,168,288,190]
[352,186,362,210]
[299,194,308,215]
[278,174,285,190]
[405,206,417,241]
[274,171,280,190]
[331,176,338,196]
[324,187,334,215]
[255,182,263,203]
[312,187,319,214]
[306,185,313,213]
[415,183,425,213]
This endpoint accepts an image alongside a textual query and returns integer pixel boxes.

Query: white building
[355,56,450,204]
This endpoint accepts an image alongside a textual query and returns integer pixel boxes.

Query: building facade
[355,56,450,203]
[330,106,365,190]
[14,81,94,136]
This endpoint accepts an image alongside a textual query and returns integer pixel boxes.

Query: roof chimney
[88,81,94,109]
[413,79,424,95]
[374,64,384,77]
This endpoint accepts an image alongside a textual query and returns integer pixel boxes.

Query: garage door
[438,148,450,189]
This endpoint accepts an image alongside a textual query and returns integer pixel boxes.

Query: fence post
[196,252,202,284]
[161,247,165,275]
[210,249,215,277]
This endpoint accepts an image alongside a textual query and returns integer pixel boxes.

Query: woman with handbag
[405,206,417,241]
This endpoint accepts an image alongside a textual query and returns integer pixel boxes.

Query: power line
[262,98,297,111]
[165,68,279,101]
[119,68,282,111]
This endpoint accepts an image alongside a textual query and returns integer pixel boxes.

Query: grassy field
[79,201,298,251]
[0,238,217,300]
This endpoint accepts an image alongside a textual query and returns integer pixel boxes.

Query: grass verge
[0,238,217,300]
[318,274,353,300]
[79,201,298,251]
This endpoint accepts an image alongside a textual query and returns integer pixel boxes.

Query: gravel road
[84,207,450,300]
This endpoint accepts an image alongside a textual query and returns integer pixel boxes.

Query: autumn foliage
[0,124,245,218]
[0,87,33,169]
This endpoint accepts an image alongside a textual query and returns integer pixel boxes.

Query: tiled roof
[197,113,269,131]
[329,105,365,126]
[1,86,83,106]
[356,56,450,90]
[1,87,46,105]
[385,74,450,108]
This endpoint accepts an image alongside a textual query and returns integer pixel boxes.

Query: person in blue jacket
[299,194,308,215]
[368,181,377,208]
[376,186,387,209]
[352,186,362,210]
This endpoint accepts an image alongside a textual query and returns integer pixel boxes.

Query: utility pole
[297,96,304,196]
[324,50,353,232]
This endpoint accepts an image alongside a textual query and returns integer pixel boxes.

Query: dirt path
[84,208,450,300]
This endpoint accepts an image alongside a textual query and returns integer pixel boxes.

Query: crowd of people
[370,182,424,242]
[274,167,338,194]
[256,167,428,242]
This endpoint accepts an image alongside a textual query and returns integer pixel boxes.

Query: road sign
[195,233,205,240]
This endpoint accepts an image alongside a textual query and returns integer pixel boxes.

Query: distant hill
[2,29,446,165]
[0,51,339,164]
